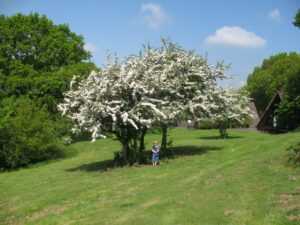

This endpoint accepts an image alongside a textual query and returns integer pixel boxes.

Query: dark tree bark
[115,124,148,165]
[138,126,148,163]
[218,121,228,139]
[139,126,147,153]
[160,122,169,157]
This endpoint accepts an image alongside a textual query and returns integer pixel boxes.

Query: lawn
[1,128,300,225]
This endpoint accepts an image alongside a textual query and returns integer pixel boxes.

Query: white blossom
[58,41,248,142]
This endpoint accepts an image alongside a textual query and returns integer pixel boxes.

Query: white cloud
[235,79,246,88]
[219,78,246,89]
[268,9,281,21]
[84,43,98,54]
[204,26,266,48]
[140,3,170,28]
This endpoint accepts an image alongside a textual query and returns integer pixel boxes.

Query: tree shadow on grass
[198,135,243,140]
[171,145,223,157]
[67,145,223,173]
[67,159,114,172]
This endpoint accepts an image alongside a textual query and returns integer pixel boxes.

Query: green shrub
[0,97,64,169]
[287,142,300,165]
[113,148,152,166]
[113,150,137,167]
[113,151,127,167]
[194,120,217,129]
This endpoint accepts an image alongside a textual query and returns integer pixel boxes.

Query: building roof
[248,101,260,128]
[256,91,283,130]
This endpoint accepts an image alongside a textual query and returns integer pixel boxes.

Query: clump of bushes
[287,142,300,165]
[194,120,218,129]
[113,150,149,167]
[0,97,64,169]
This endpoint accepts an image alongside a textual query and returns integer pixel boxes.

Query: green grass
[1,128,300,225]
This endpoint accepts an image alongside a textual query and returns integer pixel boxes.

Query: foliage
[0,97,63,169]
[276,96,300,130]
[294,9,300,28]
[195,89,253,134]
[0,13,90,75]
[246,52,300,115]
[59,40,231,164]
[287,142,300,165]
[194,120,218,129]
[2,61,97,112]
[0,13,96,168]
[207,89,253,138]
[0,12,95,105]
[276,56,300,130]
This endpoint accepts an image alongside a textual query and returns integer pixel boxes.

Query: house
[256,91,283,131]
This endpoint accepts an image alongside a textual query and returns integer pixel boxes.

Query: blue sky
[1,0,300,87]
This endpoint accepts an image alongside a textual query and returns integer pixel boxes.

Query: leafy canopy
[0,13,96,169]
[0,13,96,109]
[0,13,90,74]
[246,52,300,115]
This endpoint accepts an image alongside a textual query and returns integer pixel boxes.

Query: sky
[1,0,300,87]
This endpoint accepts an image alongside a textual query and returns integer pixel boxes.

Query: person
[152,141,159,166]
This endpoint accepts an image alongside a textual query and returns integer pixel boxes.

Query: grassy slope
[1,129,300,225]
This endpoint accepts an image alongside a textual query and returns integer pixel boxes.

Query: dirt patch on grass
[283,204,300,212]
[113,210,137,224]
[140,198,160,208]
[287,214,300,221]
[278,188,300,222]
[5,216,17,225]
[288,176,297,181]
[26,208,50,222]
[177,172,205,185]
[25,201,76,222]
[224,209,235,216]
[205,174,225,185]
[278,194,294,204]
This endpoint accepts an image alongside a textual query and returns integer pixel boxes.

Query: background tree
[0,13,96,169]
[276,65,300,130]
[246,52,300,115]
[0,13,90,75]
[209,89,253,138]
[0,13,95,104]
[271,8,300,130]
[293,9,300,28]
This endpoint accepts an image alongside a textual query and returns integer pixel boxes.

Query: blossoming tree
[208,89,253,138]
[128,40,229,156]
[59,40,251,164]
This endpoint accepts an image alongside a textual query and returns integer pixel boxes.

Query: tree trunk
[114,125,147,165]
[218,121,228,139]
[160,122,168,157]
[115,127,132,165]
[138,126,147,163]
[121,142,130,162]
[139,126,147,153]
